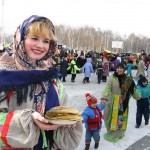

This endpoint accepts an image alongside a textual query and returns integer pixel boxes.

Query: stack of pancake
[45,106,82,121]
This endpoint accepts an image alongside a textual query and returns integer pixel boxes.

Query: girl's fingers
[34,119,61,130]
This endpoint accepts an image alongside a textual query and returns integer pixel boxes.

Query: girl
[0,15,83,150]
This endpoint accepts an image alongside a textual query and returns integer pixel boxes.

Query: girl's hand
[32,112,62,130]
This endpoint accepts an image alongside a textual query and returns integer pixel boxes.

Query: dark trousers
[71,74,76,81]
[97,75,102,84]
[59,76,66,82]
[136,98,149,125]
[62,76,66,82]
[85,129,100,143]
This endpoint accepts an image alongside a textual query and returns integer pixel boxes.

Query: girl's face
[116,67,125,75]
[24,35,50,61]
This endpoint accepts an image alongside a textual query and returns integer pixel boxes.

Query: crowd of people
[53,48,150,84]
[0,14,150,150]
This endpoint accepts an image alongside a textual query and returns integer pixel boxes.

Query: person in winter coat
[102,50,109,82]
[125,60,135,77]
[101,63,141,142]
[82,93,106,150]
[82,58,94,83]
[111,57,120,71]
[0,15,83,150]
[135,75,150,128]
[95,59,104,84]
[58,57,68,82]
[67,59,80,82]
[136,55,146,80]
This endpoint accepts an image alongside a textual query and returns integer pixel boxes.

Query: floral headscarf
[13,15,57,70]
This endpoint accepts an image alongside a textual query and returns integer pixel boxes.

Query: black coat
[59,60,68,76]
[96,64,104,76]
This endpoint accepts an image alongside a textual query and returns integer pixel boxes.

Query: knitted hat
[138,74,148,87]
[85,93,97,106]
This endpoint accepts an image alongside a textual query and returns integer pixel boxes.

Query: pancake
[45,106,82,121]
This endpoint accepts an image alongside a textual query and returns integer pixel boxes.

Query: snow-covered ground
[63,70,150,150]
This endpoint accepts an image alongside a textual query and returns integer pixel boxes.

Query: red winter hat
[85,93,97,106]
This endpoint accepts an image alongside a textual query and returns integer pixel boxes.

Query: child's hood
[86,58,92,63]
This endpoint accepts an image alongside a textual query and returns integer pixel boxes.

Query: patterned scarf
[13,15,57,70]
[0,67,60,104]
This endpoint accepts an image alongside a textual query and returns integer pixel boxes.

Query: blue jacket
[81,103,105,130]
[136,83,150,99]
[81,58,94,77]
[125,63,135,75]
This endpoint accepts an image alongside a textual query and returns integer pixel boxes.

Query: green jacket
[67,60,80,74]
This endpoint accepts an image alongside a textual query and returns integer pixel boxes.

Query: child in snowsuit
[67,59,80,82]
[82,93,106,150]
[82,58,94,83]
[95,59,104,84]
[135,74,150,128]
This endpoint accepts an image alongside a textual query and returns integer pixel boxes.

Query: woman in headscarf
[0,15,83,150]
[101,63,141,142]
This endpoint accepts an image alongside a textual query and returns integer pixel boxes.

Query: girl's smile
[24,35,50,61]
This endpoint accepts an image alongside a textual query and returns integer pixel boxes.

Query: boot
[83,79,86,84]
[145,121,149,125]
[94,142,99,149]
[135,124,140,128]
[84,143,90,150]
[62,77,66,82]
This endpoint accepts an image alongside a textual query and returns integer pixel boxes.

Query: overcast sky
[1,0,150,37]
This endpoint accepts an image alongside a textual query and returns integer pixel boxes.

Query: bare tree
[4,24,150,54]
